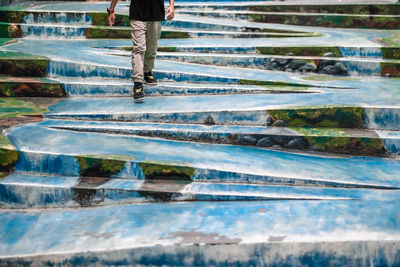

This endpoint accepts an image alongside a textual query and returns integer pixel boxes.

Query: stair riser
[9,150,393,189]
[50,126,390,157]
[157,54,390,77]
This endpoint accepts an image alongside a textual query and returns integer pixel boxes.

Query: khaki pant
[130,20,162,82]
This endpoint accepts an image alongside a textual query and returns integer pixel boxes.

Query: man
[108,0,175,102]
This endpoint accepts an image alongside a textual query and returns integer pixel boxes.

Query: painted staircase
[0,0,400,265]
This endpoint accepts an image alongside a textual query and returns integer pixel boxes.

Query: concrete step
[0,51,49,77]
[42,95,400,130]
[5,124,400,189]
[1,200,400,265]
[175,8,400,29]
[55,78,314,97]
[0,77,66,97]
[0,22,316,39]
[151,51,398,77]
[174,3,400,16]
[3,172,383,208]
[42,119,399,156]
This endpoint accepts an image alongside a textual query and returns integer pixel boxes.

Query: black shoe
[133,82,144,103]
[144,72,157,85]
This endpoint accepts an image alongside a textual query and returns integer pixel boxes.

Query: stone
[286,138,308,149]
[317,59,336,72]
[319,65,337,75]
[237,135,257,146]
[286,52,295,56]
[323,52,337,57]
[270,61,279,70]
[298,63,317,72]
[334,62,348,75]
[266,116,274,126]
[256,137,275,147]
[287,59,306,70]
[272,135,285,145]
[272,120,288,127]
[273,58,289,68]
[204,115,215,125]
[320,62,348,76]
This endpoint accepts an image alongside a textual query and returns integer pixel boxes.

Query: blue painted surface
[1,1,400,264]
[1,200,400,264]
[6,124,400,188]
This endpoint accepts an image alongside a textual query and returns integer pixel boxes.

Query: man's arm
[108,0,118,26]
[166,0,175,20]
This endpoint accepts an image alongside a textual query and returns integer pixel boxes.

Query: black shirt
[129,0,165,21]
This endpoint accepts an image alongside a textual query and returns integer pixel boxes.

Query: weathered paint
[140,162,195,181]
[0,51,49,77]
[0,135,18,172]
[0,98,48,119]
[268,106,365,128]
[76,154,131,178]
[0,78,66,97]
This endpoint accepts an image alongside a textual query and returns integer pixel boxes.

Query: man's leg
[130,20,147,83]
[144,21,162,82]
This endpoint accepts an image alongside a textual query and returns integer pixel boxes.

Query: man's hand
[166,5,174,20]
[108,12,115,26]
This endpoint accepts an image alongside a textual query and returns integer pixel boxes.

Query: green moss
[88,12,130,27]
[268,106,365,128]
[382,47,400,59]
[157,47,179,52]
[0,38,16,47]
[85,26,131,39]
[76,154,133,177]
[249,13,400,29]
[380,31,400,47]
[302,75,360,81]
[140,162,195,181]
[238,79,310,88]
[248,4,400,15]
[0,135,15,149]
[0,78,66,97]
[0,135,19,171]
[160,31,190,39]
[0,97,48,119]
[0,55,50,77]
[306,136,384,156]
[256,46,342,57]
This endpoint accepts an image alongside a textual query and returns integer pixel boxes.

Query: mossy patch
[76,154,133,177]
[248,4,400,15]
[0,78,66,97]
[140,162,195,181]
[158,47,179,52]
[268,106,365,128]
[0,97,48,119]
[88,12,130,27]
[0,135,19,172]
[248,13,400,29]
[378,31,400,46]
[0,38,16,47]
[307,136,384,156]
[160,31,190,39]
[85,26,130,39]
[0,23,23,38]
[238,79,310,88]
[302,75,360,81]
[291,127,386,155]
[0,52,50,77]
[382,47,400,60]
